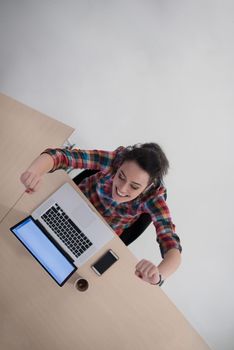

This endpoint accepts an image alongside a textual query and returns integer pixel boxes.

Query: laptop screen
[10,217,77,286]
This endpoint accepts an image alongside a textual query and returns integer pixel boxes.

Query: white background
[1,1,234,349]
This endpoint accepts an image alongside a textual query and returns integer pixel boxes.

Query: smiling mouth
[115,187,129,198]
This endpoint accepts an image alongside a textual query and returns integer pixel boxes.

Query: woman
[20,142,182,286]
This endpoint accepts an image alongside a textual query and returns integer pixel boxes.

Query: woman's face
[112,161,150,203]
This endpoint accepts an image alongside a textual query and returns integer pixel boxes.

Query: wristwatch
[155,274,164,287]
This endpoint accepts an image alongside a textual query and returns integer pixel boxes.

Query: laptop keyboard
[41,203,93,258]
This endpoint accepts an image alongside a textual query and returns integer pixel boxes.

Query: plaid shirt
[42,147,182,257]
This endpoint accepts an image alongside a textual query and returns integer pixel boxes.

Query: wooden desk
[0,93,73,221]
[0,95,210,350]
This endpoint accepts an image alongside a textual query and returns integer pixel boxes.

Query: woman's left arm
[135,248,181,285]
[157,248,182,279]
[135,189,182,285]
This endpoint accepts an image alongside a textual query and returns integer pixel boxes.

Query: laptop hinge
[35,219,75,264]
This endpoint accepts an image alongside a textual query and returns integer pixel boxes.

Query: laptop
[10,182,114,286]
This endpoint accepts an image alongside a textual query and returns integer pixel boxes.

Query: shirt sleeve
[145,194,182,258]
[41,147,122,173]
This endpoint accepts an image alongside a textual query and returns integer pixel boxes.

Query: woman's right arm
[20,153,54,194]
[20,146,121,194]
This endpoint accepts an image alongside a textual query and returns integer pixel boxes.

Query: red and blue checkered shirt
[42,146,182,257]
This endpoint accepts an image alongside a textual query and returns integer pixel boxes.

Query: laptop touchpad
[71,205,96,229]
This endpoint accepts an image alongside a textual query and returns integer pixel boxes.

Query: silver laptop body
[32,183,114,267]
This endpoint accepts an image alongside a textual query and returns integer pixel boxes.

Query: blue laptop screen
[11,217,76,286]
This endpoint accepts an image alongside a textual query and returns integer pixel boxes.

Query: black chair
[72,169,152,246]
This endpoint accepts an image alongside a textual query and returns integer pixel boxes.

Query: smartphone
[91,249,119,276]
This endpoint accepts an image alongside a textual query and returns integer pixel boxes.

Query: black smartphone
[91,249,119,276]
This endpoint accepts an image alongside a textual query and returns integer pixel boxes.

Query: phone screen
[91,250,119,275]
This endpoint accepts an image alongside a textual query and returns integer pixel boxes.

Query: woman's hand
[20,170,43,194]
[135,259,160,285]
[20,153,54,194]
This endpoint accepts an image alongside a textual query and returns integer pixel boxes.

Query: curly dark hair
[121,142,169,184]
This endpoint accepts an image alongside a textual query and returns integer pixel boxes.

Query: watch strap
[155,274,164,286]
